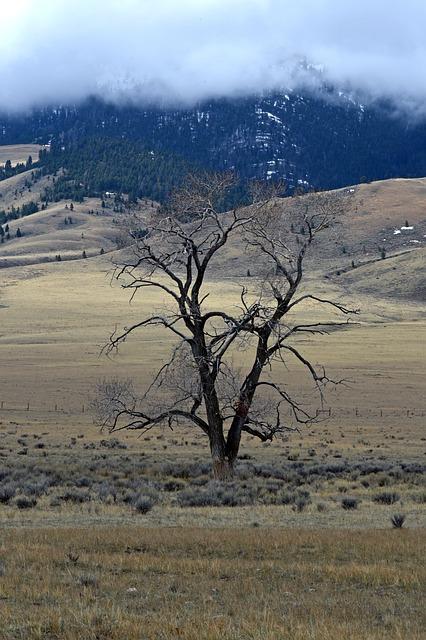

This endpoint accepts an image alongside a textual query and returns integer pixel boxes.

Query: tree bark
[225,414,245,466]
[210,429,234,480]
[211,455,234,481]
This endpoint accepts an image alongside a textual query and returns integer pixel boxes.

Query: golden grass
[348,177,426,232]
[0,257,424,422]
[0,527,424,639]
[0,144,44,167]
[0,180,424,636]
[0,197,137,267]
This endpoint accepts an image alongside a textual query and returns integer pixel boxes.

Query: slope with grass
[0,199,133,267]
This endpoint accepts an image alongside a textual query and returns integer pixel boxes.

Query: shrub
[75,476,92,488]
[15,496,37,509]
[78,574,99,588]
[0,484,16,504]
[292,496,310,512]
[411,492,426,504]
[177,482,254,508]
[373,492,400,505]
[391,514,406,528]
[99,438,127,450]
[276,490,295,505]
[341,497,359,510]
[96,482,117,503]
[59,489,91,504]
[376,473,392,487]
[132,496,156,514]
[278,489,311,509]
[22,477,51,497]
[163,479,186,492]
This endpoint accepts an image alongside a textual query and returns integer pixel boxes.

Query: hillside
[0,168,50,212]
[0,200,118,267]
[0,172,425,291]
[339,248,426,302]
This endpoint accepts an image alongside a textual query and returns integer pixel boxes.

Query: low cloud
[1,0,425,112]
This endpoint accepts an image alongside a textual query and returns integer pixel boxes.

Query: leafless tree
[95,173,357,480]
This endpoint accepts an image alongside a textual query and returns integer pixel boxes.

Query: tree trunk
[210,431,234,480]
[212,455,234,481]
[225,415,245,466]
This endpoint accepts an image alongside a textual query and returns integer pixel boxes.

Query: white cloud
[0,0,425,111]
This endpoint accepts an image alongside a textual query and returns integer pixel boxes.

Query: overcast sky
[0,0,425,113]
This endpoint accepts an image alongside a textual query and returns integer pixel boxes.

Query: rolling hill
[0,165,425,295]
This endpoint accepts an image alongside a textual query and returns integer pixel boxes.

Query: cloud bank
[1,0,425,112]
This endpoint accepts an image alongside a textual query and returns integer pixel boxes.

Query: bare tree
[96,173,356,480]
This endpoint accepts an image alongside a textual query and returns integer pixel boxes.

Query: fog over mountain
[1,0,426,113]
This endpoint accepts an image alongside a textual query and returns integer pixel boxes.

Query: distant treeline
[0,155,35,182]
[38,137,192,204]
[37,137,255,209]
[0,138,258,227]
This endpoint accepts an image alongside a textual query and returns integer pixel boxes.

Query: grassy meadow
[0,144,44,168]
[0,176,425,638]
[0,527,424,640]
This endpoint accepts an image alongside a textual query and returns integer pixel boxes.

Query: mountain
[1,88,426,193]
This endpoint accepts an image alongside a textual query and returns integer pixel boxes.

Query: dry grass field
[0,176,425,638]
[0,144,44,167]
[0,527,424,640]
